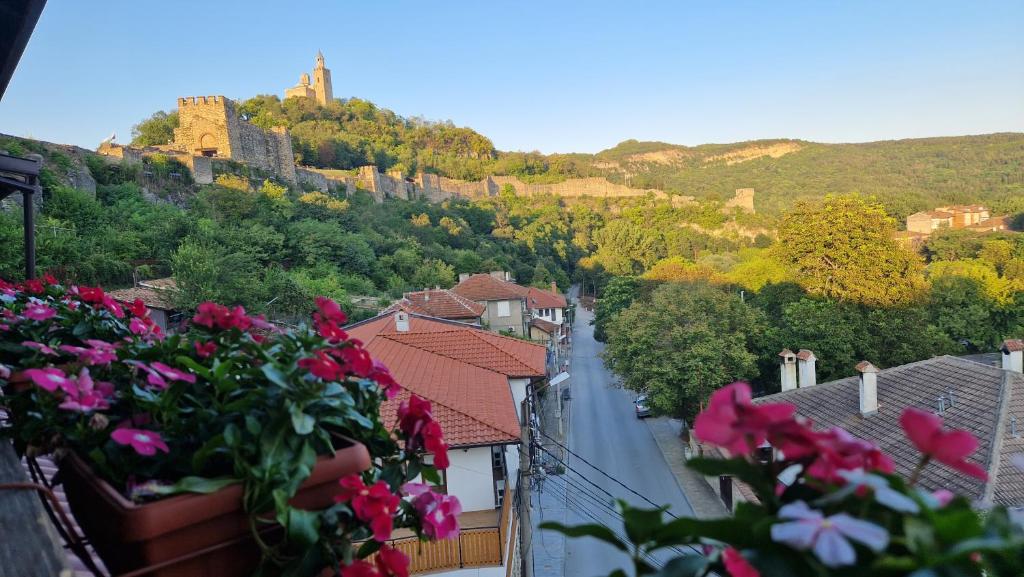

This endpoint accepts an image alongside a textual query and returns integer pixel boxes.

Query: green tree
[130,111,179,147]
[777,195,927,306]
[603,283,765,419]
[593,276,641,342]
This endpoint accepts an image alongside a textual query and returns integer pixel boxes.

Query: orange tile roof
[452,274,528,302]
[530,317,560,335]
[525,286,567,310]
[382,289,485,321]
[348,313,547,446]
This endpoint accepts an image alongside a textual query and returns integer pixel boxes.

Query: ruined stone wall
[174,96,238,159]
[296,167,330,191]
[724,188,755,213]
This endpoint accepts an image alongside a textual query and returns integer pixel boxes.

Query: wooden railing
[386,496,516,575]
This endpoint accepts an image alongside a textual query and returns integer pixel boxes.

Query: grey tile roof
[755,356,1024,506]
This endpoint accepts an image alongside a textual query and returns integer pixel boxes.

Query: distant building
[906,205,996,235]
[383,288,485,324]
[284,51,333,106]
[107,278,183,332]
[452,272,531,336]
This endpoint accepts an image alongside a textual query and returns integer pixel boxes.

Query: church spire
[316,50,325,68]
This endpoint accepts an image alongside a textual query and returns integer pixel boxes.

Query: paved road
[553,299,696,577]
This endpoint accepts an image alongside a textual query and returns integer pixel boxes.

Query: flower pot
[59,439,371,577]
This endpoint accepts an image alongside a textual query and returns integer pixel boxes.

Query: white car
[635,395,651,419]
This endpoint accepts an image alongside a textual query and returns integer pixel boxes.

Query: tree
[770,299,865,384]
[777,195,927,306]
[130,111,179,147]
[410,259,455,289]
[928,276,1000,349]
[642,257,719,283]
[592,276,641,342]
[603,283,766,419]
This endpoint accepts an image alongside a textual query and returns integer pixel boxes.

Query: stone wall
[172,95,296,184]
[724,188,755,213]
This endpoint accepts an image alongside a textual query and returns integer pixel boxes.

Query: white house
[347,312,548,576]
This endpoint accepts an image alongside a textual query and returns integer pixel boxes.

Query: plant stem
[907,455,930,486]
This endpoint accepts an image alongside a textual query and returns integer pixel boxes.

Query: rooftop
[452,273,528,302]
[383,289,486,321]
[754,355,1024,506]
[524,286,567,310]
[347,313,547,446]
[107,278,178,311]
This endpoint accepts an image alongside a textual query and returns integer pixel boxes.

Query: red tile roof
[452,274,527,302]
[382,289,485,321]
[107,278,178,311]
[1003,339,1024,353]
[530,317,560,335]
[347,313,547,446]
[525,286,567,310]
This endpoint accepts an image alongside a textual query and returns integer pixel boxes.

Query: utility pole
[519,394,533,577]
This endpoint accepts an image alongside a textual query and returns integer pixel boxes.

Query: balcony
[383,492,516,575]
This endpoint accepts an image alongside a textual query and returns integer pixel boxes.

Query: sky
[1,0,1022,154]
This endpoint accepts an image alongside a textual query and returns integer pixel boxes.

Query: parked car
[634,395,651,418]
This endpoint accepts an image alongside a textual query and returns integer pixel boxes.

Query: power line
[535,428,683,519]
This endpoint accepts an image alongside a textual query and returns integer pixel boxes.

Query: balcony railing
[383,491,515,574]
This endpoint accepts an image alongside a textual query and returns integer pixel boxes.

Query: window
[497,300,511,317]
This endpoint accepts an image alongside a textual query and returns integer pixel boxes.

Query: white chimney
[778,349,797,391]
[856,361,879,415]
[394,311,410,332]
[796,349,816,388]
[458,272,471,283]
[1003,339,1024,373]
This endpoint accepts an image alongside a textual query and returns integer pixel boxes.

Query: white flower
[835,469,920,513]
[771,501,889,568]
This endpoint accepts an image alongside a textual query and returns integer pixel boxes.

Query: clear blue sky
[1,0,1021,153]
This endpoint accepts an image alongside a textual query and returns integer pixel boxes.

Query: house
[346,311,547,576]
[108,278,183,332]
[524,282,568,328]
[723,343,1024,510]
[383,288,486,324]
[905,205,1002,236]
[452,272,530,336]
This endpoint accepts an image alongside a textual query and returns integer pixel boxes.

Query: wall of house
[508,378,529,425]
[532,308,563,325]
[446,446,498,512]
[480,299,528,336]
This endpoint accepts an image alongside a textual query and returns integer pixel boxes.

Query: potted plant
[543,381,1024,576]
[0,276,461,577]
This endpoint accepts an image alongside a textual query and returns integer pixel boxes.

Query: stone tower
[312,50,333,106]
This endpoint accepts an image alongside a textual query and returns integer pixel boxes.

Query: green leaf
[539,521,628,552]
[651,555,708,577]
[153,476,238,495]
[174,355,212,380]
[621,502,666,545]
[191,433,226,471]
[261,363,291,390]
[245,415,262,436]
[224,423,241,447]
[285,508,321,547]
[357,539,382,559]
[290,405,315,435]
[904,517,936,555]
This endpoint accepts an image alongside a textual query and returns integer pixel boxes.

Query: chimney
[1002,339,1024,373]
[489,271,504,280]
[458,272,471,283]
[778,349,797,391]
[551,281,558,294]
[394,311,410,332]
[856,361,879,415]
[796,350,816,388]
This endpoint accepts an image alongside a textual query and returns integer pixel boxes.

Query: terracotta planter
[60,439,371,577]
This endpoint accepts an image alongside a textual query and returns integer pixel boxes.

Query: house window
[497,300,511,317]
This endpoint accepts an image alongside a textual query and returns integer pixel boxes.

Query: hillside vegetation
[133,97,1024,220]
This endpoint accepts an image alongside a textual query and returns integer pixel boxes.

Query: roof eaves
[983,371,1015,505]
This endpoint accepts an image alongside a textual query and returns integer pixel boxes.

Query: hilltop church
[285,51,333,106]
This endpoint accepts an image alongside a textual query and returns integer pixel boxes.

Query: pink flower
[298,350,343,381]
[59,368,112,413]
[403,482,461,540]
[23,367,74,393]
[128,298,149,318]
[0,364,10,380]
[23,302,56,321]
[332,345,373,377]
[129,317,148,335]
[193,302,253,331]
[315,296,347,324]
[369,360,400,399]
[111,428,169,456]
[900,408,988,481]
[693,382,796,456]
[805,427,894,483]
[194,341,216,358]
[23,340,57,356]
[722,547,760,577]
[335,476,401,542]
[340,560,378,577]
[150,362,196,384]
[375,544,410,577]
[770,501,888,568]
[60,340,118,366]
[77,286,124,318]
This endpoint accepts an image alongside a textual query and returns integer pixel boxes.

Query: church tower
[312,50,333,106]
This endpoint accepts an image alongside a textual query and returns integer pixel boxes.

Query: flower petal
[778,501,823,521]
[874,487,920,514]
[828,514,889,552]
[812,527,857,568]
[770,519,819,550]
[900,408,940,454]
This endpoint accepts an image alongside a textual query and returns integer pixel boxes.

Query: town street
[538,300,696,577]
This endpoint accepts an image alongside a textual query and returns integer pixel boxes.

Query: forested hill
[589,134,1024,217]
[131,96,1024,219]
